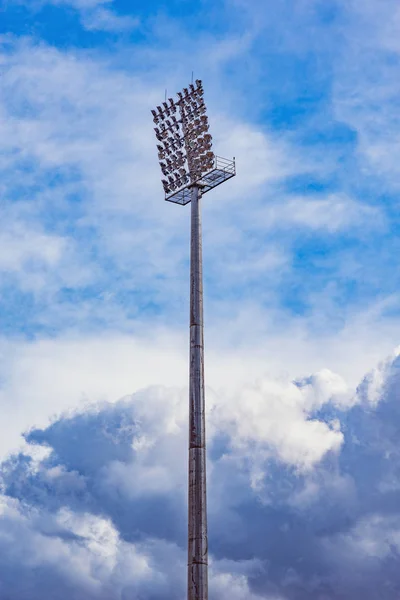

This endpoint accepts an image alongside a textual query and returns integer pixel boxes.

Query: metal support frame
[188,184,208,600]
[165,156,236,206]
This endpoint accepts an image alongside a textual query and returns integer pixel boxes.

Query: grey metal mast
[151,80,235,600]
[188,183,208,599]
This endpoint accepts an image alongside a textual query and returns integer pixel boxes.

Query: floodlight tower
[151,80,235,600]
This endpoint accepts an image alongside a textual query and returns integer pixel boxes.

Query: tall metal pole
[151,79,235,600]
[188,183,208,600]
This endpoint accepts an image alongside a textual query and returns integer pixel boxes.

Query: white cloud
[356,346,400,408]
[0,225,64,272]
[212,377,343,472]
[0,348,399,598]
[260,195,384,233]
[1,292,399,462]
[80,7,139,32]
[333,0,400,187]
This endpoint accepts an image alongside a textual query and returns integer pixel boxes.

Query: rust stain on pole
[187,183,208,600]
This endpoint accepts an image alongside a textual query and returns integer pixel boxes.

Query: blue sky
[1,0,400,349]
[1,0,400,598]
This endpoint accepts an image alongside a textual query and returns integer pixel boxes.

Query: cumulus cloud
[0,350,399,598]
[2,4,400,597]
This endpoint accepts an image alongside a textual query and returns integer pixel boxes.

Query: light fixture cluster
[152,97,189,194]
[151,79,215,197]
[179,80,215,180]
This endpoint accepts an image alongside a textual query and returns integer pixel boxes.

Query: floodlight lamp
[168,97,175,108]
[157,105,163,116]
[177,92,183,101]
[200,154,211,163]
[183,87,189,97]
[191,91,201,103]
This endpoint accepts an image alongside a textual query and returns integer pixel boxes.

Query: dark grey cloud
[1,352,400,598]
